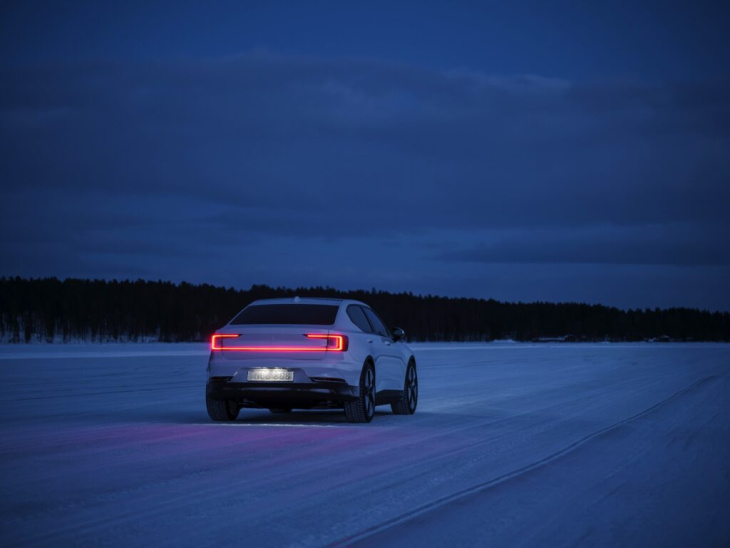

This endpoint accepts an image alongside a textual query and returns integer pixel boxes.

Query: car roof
[247,297,368,307]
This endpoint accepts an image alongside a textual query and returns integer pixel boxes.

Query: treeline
[1,276,728,343]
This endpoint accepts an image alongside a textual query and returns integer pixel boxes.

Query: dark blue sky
[2,1,729,310]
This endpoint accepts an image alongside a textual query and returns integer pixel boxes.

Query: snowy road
[1,343,728,547]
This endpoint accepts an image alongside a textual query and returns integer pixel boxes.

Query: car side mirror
[392,327,405,341]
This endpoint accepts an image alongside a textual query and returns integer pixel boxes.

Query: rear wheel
[391,360,418,415]
[206,395,240,421]
[344,363,375,423]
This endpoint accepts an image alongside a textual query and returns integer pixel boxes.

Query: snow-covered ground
[1,342,728,547]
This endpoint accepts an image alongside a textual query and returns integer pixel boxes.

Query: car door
[362,307,405,392]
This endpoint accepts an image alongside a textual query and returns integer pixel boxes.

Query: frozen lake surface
[1,342,729,547]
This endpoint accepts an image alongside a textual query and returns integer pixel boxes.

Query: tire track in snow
[331,374,719,547]
[4,366,675,546]
[3,383,627,547]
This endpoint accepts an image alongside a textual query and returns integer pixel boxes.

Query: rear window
[230,304,339,325]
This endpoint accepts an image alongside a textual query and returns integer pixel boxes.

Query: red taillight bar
[211,333,348,352]
[211,334,240,350]
[305,334,348,351]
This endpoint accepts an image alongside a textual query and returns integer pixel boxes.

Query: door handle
[367,339,373,343]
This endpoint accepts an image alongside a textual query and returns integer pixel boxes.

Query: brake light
[305,333,348,351]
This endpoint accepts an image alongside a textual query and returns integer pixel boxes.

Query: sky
[1,0,729,311]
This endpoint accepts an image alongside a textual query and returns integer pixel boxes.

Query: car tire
[391,360,418,415]
[344,362,375,423]
[269,408,292,414]
[206,395,240,421]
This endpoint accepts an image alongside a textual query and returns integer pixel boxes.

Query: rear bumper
[206,376,359,409]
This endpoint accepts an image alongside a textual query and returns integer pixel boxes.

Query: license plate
[247,368,294,382]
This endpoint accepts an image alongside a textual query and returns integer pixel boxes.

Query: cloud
[1,52,728,286]
[437,224,730,267]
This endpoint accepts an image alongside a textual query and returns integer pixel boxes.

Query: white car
[206,297,417,423]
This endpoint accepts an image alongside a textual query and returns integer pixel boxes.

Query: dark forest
[1,277,727,343]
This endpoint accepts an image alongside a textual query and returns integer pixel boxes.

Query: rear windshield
[230,304,339,325]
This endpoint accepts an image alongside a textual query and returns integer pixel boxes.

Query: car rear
[206,299,363,414]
